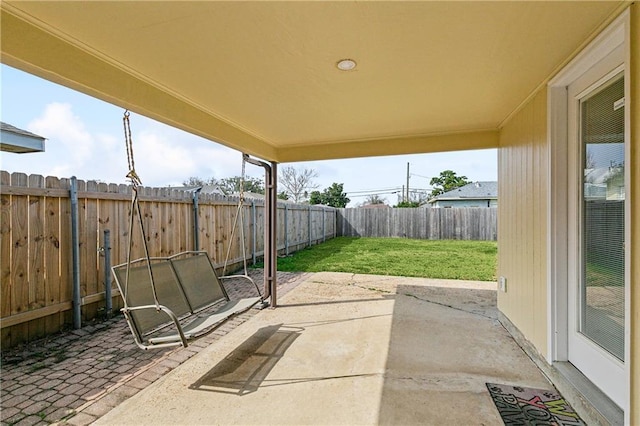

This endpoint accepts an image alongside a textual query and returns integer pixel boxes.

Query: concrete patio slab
[96,272,553,425]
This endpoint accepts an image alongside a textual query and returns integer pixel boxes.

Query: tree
[279,166,319,203]
[309,183,350,208]
[395,200,420,208]
[363,194,386,205]
[277,191,290,201]
[183,176,217,187]
[429,170,470,198]
[218,176,264,195]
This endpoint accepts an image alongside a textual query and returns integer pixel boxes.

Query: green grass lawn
[273,237,497,282]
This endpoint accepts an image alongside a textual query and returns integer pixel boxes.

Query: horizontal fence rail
[0,171,336,348]
[337,207,497,241]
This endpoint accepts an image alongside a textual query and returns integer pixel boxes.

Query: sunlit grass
[585,261,624,287]
[272,237,497,282]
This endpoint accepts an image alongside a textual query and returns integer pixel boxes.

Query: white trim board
[546,8,630,420]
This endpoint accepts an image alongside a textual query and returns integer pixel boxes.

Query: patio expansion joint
[310,278,496,321]
[401,292,497,321]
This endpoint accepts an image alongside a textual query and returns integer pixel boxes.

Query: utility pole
[406,162,410,202]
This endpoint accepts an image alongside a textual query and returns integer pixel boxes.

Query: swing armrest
[123,304,189,348]
[219,275,262,298]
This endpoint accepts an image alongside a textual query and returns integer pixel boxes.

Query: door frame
[547,9,630,415]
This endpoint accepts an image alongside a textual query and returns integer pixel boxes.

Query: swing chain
[239,156,246,204]
[123,110,142,187]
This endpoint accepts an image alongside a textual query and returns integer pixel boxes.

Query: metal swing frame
[114,111,262,350]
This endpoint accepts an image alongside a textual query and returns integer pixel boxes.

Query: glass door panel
[579,75,625,361]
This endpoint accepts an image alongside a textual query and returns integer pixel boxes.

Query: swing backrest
[113,259,191,334]
[169,252,228,311]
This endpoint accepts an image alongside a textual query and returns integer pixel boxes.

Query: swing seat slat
[112,251,261,350]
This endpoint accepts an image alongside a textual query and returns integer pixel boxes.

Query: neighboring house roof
[0,122,46,153]
[180,185,225,195]
[428,181,498,203]
[230,192,297,203]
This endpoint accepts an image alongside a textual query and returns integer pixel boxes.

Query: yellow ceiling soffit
[0,7,277,161]
[0,3,498,164]
[276,130,499,163]
[499,0,632,129]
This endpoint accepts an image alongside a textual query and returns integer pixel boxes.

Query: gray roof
[1,122,46,153]
[429,181,497,202]
[1,122,45,139]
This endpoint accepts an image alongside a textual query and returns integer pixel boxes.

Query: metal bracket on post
[242,154,277,308]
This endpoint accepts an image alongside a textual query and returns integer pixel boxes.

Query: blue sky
[1,64,496,206]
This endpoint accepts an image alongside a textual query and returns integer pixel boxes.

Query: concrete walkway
[95,273,554,425]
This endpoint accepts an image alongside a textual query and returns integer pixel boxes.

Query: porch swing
[112,111,263,350]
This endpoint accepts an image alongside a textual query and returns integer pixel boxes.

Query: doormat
[486,383,585,425]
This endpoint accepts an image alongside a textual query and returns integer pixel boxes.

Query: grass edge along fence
[277,236,498,282]
[338,206,497,241]
[0,171,336,348]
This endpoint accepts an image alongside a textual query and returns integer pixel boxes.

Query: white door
[567,45,626,408]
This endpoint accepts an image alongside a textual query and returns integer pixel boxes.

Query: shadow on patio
[94,272,556,425]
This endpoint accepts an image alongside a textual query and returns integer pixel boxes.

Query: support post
[70,176,81,329]
[103,229,112,318]
[243,154,277,308]
[268,161,277,307]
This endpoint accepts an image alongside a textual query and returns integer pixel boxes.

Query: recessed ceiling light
[336,59,357,71]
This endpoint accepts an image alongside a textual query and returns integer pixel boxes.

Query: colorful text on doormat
[486,383,585,426]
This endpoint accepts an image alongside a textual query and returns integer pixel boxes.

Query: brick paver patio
[1,270,308,426]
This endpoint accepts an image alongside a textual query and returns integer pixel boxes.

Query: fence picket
[1,174,338,347]
[338,207,497,241]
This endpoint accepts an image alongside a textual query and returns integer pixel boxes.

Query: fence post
[103,229,112,318]
[70,176,81,329]
[308,205,312,247]
[322,208,326,242]
[251,200,257,266]
[192,187,202,251]
[284,204,289,256]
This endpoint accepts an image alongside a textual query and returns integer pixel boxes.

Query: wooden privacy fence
[337,207,497,241]
[0,171,336,348]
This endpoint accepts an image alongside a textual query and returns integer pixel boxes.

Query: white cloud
[28,103,94,164]
[128,120,250,187]
[2,101,496,201]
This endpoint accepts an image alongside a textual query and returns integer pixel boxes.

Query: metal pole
[192,187,202,251]
[269,162,277,308]
[406,162,410,203]
[103,229,112,318]
[243,154,277,308]
[70,176,81,329]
